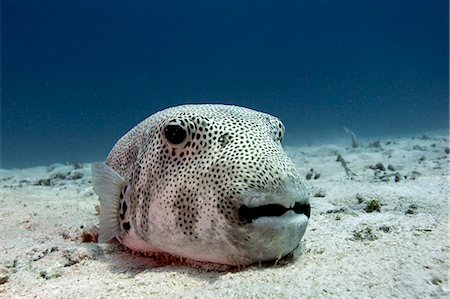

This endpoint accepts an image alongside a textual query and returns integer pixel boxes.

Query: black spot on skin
[122,201,127,214]
[123,222,131,230]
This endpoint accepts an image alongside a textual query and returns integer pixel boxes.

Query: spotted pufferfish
[91,104,310,266]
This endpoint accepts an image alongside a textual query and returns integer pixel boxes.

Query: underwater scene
[1,0,449,298]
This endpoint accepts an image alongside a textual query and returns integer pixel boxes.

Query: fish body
[92,104,310,265]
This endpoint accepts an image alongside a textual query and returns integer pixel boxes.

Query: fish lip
[238,184,310,224]
[238,202,311,224]
[241,186,310,207]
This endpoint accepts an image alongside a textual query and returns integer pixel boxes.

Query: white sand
[0,133,448,298]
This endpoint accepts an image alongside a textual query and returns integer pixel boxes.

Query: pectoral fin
[91,162,126,243]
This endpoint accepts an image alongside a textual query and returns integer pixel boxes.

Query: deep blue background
[2,0,448,168]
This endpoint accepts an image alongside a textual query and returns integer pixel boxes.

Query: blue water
[2,0,448,169]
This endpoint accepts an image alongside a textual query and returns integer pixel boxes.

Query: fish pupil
[164,124,187,145]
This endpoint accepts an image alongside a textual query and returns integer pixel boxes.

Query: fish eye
[277,121,285,143]
[164,124,187,145]
[266,116,285,143]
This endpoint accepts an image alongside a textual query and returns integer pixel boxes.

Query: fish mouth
[239,202,311,223]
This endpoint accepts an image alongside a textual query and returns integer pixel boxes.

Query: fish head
[108,105,310,265]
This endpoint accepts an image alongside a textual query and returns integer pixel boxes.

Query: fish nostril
[219,133,231,147]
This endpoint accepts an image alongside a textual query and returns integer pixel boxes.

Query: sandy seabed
[0,132,449,298]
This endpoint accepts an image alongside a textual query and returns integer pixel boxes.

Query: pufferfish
[91,104,310,266]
